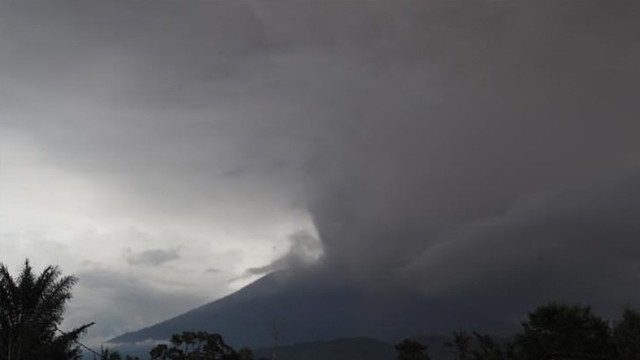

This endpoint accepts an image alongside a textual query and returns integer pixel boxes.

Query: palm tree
[0,259,93,360]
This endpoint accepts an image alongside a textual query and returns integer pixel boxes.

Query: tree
[613,307,640,360]
[512,302,615,360]
[445,331,510,360]
[395,339,431,360]
[149,331,243,360]
[0,260,93,360]
[469,333,508,360]
[445,331,473,360]
[97,346,122,360]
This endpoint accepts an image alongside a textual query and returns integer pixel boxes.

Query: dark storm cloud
[3,0,640,324]
[309,10,640,279]
[402,174,640,308]
[299,0,640,313]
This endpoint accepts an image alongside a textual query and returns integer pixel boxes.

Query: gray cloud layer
[2,0,640,336]
[126,248,181,267]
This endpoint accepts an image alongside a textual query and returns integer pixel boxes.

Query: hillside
[110,269,515,348]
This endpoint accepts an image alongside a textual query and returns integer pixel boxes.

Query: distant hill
[110,269,516,348]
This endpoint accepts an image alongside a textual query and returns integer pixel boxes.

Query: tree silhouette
[395,339,431,360]
[445,331,510,360]
[0,259,93,360]
[445,331,473,360]
[613,307,640,360]
[470,332,507,360]
[150,331,244,360]
[512,302,615,360]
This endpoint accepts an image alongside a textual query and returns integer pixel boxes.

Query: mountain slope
[110,269,515,348]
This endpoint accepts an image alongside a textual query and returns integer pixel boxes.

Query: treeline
[397,303,640,360]
[148,331,254,360]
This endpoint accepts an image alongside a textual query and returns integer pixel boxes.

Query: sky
[1,0,640,346]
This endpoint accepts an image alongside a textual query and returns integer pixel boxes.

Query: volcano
[109,268,517,348]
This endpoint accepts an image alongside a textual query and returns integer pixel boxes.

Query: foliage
[470,333,509,360]
[513,302,615,360]
[149,331,245,360]
[0,260,92,360]
[445,331,473,360]
[613,307,640,360]
[446,303,640,360]
[445,331,510,360]
[395,339,431,360]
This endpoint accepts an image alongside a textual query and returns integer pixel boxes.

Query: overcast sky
[1,0,640,346]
